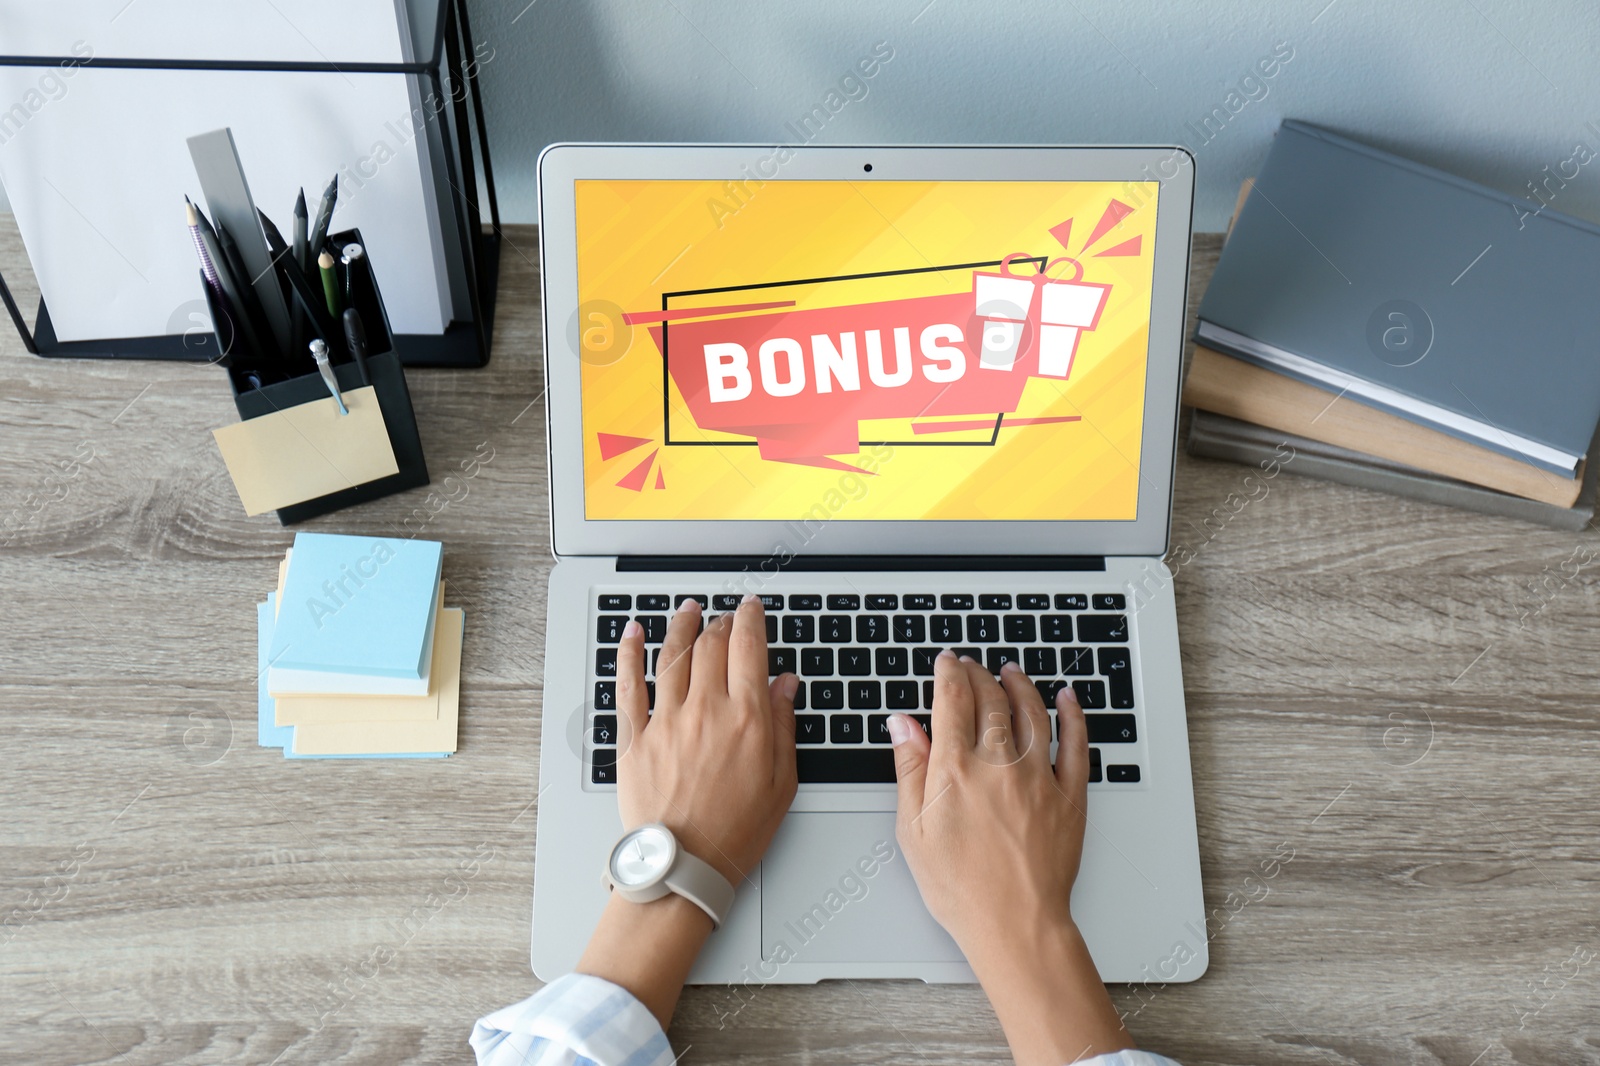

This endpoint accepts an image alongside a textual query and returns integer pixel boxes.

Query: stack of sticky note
[257,532,462,759]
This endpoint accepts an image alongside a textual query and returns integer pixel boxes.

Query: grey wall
[469,0,1600,231]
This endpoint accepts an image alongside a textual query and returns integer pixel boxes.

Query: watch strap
[664,845,736,929]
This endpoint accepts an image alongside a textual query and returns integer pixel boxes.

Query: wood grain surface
[1,223,1596,1066]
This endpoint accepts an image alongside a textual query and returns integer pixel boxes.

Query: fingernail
[674,598,701,615]
[1000,659,1022,674]
[742,592,759,605]
[936,648,955,661]
[958,654,975,663]
[1061,684,1079,705]
[781,674,799,698]
[887,714,912,746]
[622,619,641,639]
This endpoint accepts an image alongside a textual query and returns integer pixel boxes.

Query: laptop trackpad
[759,812,964,964]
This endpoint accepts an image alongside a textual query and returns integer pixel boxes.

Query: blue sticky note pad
[269,532,443,680]
[258,596,448,760]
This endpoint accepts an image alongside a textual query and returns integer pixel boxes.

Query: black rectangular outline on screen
[658,257,1046,448]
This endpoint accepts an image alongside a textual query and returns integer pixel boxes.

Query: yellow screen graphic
[576,179,1156,521]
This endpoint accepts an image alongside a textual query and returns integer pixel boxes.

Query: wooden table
[2,222,1596,1066]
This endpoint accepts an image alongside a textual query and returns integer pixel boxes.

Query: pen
[309,339,348,415]
[293,188,309,275]
[308,174,338,259]
[319,251,341,317]
[340,242,379,342]
[343,308,372,387]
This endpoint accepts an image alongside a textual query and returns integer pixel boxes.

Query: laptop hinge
[616,555,1106,573]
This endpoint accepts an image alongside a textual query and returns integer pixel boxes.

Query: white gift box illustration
[972,255,1111,378]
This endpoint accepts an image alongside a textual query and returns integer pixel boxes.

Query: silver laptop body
[532,144,1207,985]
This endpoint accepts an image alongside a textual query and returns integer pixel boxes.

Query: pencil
[319,251,341,317]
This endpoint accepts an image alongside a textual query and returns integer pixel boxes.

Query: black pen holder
[207,228,429,525]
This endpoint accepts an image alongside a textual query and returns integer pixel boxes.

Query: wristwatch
[602,823,736,929]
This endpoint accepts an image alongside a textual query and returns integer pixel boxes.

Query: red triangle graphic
[616,449,657,491]
[654,465,665,490]
[598,432,653,461]
[1048,218,1073,251]
[1082,200,1133,251]
[1093,235,1142,257]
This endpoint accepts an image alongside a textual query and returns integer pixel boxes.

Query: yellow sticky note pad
[213,386,399,516]
[290,608,463,755]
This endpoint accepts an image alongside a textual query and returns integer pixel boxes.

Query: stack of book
[257,532,462,759]
[1186,121,1600,530]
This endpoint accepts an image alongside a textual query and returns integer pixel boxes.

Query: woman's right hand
[888,651,1135,1065]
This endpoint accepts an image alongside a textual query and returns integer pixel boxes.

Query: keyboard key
[792,682,805,710]
[802,648,834,675]
[838,648,872,675]
[848,681,882,709]
[913,648,941,675]
[1078,615,1128,642]
[796,749,895,783]
[1072,679,1108,709]
[1098,648,1134,708]
[650,648,662,676]
[892,614,926,642]
[592,715,617,745]
[1024,647,1056,676]
[868,714,892,743]
[789,594,822,610]
[811,681,844,710]
[1094,593,1126,610]
[1087,714,1137,743]
[952,647,982,662]
[903,594,936,610]
[831,713,865,743]
[941,593,974,610]
[783,615,815,643]
[922,679,935,708]
[635,615,667,643]
[766,615,778,643]
[866,594,898,609]
[596,615,628,643]
[769,648,796,676]
[1037,678,1068,706]
[675,594,708,609]
[637,594,670,610]
[1018,593,1050,610]
[930,614,962,642]
[820,615,852,642]
[759,594,784,611]
[874,647,909,676]
[795,715,826,743]
[979,593,1012,610]
[828,594,860,610]
[1041,614,1073,642]
[712,594,742,610]
[886,681,919,709]
[985,647,1020,673]
[1089,747,1102,783]
[1055,593,1088,610]
[856,615,889,643]
[1061,647,1094,675]
[1107,764,1140,783]
[594,681,616,710]
[591,750,617,784]
[598,594,631,611]
[1003,614,1037,643]
[913,713,932,737]
[646,681,656,709]
[595,648,617,676]
[966,615,1000,642]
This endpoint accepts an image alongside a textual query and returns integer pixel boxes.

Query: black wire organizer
[0,0,499,368]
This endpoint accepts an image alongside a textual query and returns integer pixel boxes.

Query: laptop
[532,144,1207,985]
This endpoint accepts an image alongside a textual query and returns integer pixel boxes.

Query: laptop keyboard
[586,590,1143,788]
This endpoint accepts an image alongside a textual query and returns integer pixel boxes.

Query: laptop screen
[574,179,1158,523]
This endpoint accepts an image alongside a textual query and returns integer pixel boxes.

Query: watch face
[611,825,673,887]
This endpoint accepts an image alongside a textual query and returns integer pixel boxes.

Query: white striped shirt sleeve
[470,974,677,1066]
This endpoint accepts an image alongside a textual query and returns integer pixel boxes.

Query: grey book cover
[1185,410,1597,531]
[1196,120,1600,478]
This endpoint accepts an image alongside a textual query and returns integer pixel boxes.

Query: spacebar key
[796,749,896,783]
